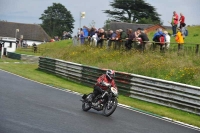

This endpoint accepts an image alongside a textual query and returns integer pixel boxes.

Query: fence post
[196,44,199,55]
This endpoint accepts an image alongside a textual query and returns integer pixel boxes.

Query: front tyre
[103,98,118,117]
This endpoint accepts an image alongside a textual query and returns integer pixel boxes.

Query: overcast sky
[0,0,200,36]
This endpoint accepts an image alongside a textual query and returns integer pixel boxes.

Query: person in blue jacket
[152,28,166,52]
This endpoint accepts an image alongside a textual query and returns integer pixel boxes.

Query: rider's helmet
[106,70,115,80]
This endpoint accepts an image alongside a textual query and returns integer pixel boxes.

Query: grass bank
[15,26,200,87]
[0,57,200,128]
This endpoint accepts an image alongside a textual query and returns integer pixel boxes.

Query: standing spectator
[119,29,127,49]
[77,28,80,38]
[171,11,179,36]
[32,43,37,53]
[97,28,106,48]
[179,13,185,28]
[80,28,85,44]
[152,28,166,52]
[125,29,135,50]
[163,31,171,50]
[133,28,141,48]
[107,30,116,49]
[105,29,111,49]
[137,28,149,52]
[73,35,78,45]
[114,30,121,50]
[83,26,89,44]
[62,31,67,40]
[180,23,187,39]
[92,31,98,46]
[175,28,184,55]
[88,27,96,45]
[134,28,141,38]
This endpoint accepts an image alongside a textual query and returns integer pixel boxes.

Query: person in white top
[163,31,171,50]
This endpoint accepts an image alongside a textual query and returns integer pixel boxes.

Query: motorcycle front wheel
[82,93,92,111]
[103,97,118,117]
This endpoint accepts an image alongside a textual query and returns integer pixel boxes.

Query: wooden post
[196,44,199,54]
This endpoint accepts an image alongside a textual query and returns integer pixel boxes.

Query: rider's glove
[101,81,111,87]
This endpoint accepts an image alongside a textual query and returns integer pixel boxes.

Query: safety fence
[7,52,39,63]
[39,57,200,115]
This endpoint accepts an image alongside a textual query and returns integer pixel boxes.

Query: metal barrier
[39,57,200,115]
[7,52,39,63]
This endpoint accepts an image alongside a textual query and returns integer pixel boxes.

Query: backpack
[185,29,188,36]
[159,35,165,45]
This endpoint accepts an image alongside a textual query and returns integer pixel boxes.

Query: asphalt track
[0,69,199,133]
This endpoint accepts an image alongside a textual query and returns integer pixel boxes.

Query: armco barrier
[7,52,39,63]
[38,57,200,115]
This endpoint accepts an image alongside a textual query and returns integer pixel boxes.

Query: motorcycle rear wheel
[103,98,118,117]
[82,93,92,111]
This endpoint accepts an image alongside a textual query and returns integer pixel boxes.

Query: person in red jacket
[90,70,117,102]
[179,13,185,28]
[171,11,179,36]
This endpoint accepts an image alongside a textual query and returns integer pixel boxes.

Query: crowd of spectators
[72,11,187,53]
[74,25,170,52]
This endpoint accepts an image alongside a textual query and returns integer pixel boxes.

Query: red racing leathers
[95,74,117,90]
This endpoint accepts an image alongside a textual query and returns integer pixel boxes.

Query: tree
[103,0,161,24]
[39,3,75,38]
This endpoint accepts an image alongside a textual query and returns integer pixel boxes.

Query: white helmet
[106,70,115,80]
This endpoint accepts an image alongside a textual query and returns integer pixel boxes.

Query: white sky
[0,0,200,36]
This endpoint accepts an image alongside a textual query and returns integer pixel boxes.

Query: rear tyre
[82,93,93,111]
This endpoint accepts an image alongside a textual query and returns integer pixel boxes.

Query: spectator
[134,28,141,38]
[83,26,89,38]
[179,13,185,28]
[175,27,184,55]
[125,29,135,50]
[62,31,67,40]
[77,28,80,38]
[133,28,141,48]
[73,35,78,45]
[152,28,166,52]
[114,30,121,49]
[105,29,111,48]
[97,28,106,48]
[137,28,149,52]
[54,36,59,41]
[171,11,179,36]
[180,23,187,39]
[82,26,89,44]
[163,31,171,50]
[80,28,85,44]
[32,43,37,53]
[88,27,96,45]
[119,29,127,49]
[107,30,116,49]
[92,31,98,46]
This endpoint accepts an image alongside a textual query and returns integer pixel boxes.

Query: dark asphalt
[0,69,199,133]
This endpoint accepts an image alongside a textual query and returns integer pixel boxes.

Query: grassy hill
[149,25,200,45]
[16,26,200,87]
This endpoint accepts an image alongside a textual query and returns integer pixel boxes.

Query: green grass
[0,58,200,128]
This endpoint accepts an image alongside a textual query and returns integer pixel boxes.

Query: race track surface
[0,70,199,133]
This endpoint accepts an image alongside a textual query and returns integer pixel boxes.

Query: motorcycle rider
[89,70,117,104]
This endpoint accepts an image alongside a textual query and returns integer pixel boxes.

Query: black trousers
[125,39,132,50]
[93,85,102,98]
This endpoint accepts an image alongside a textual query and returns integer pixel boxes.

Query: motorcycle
[81,83,118,117]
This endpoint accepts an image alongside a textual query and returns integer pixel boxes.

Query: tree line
[40,0,162,38]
